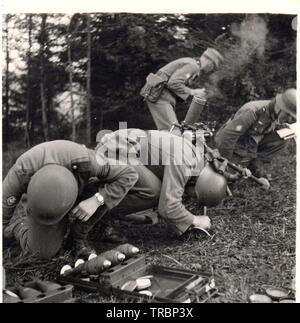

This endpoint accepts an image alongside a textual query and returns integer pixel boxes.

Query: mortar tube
[183,96,207,125]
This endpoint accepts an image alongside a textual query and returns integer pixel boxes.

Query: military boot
[70,220,97,259]
[99,222,128,244]
[3,199,29,251]
[70,207,107,259]
[3,217,27,244]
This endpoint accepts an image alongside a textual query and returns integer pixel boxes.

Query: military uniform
[96,129,204,235]
[215,100,286,165]
[3,140,138,258]
[145,57,202,130]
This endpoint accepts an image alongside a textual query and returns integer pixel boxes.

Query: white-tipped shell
[74,259,85,268]
[121,280,137,291]
[103,260,112,268]
[139,290,152,297]
[4,290,20,298]
[137,275,153,280]
[279,299,295,303]
[265,288,289,300]
[132,247,139,254]
[136,278,151,290]
[60,265,72,276]
[183,298,192,303]
[249,294,272,303]
[88,253,97,261]
[118,253,126,261]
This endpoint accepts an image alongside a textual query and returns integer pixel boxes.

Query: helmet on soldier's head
[195,163,227,207]
[27,165,78,226]
[201,48,224,69]
[275,88,297,120]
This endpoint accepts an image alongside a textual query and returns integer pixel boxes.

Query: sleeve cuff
[169,213,194,236]
[98,188,114,210]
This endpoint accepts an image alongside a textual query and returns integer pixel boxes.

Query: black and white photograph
[1,0,298,305]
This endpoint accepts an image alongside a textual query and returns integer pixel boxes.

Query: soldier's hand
[258,177,270,190]
[182,130,195,143]
[241,168,252,178]
[192,215,211,230]
[211,148,221,159]
[71,196,101,222]
[282,123,292,129]
[190,88,207,99]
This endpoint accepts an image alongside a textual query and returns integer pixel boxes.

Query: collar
[267,99,277,121]
[194,57,201,68]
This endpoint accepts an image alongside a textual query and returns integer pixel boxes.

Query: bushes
[3,14,296,144]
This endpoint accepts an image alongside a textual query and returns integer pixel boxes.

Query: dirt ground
[3,147,296,303]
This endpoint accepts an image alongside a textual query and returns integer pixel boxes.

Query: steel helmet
[276,88,297,119]
[195,163,227,207]
[27,164,78,225]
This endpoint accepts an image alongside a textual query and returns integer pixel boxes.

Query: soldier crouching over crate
[215,89,297,178]
[2,140,138,259]
[95,128,227,237]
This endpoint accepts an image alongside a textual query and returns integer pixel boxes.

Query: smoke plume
[204,15,268,99]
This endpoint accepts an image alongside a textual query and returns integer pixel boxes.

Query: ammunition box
[3,282,74,303]
[58,254,218,303]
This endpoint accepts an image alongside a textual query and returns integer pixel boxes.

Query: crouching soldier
[2,140,138,259]
[95,129,228,237]
[215,89,297,177]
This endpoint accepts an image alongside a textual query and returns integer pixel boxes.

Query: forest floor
[2,145,296,303]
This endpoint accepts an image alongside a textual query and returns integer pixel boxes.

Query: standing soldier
[140,48,224,131]
[215,89,297,177]
[2,140,138,259]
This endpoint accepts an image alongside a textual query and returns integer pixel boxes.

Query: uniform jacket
[97,129,204,234]
[158,57,201,101]
[2,140,138,227]
[215,100,278,159]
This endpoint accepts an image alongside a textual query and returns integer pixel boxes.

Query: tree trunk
[99,109,104,130]
[86,13,92,145]
[4,14,10,144]
[25,15,32,147]
[40,14,49,141]
[67,32,76,141]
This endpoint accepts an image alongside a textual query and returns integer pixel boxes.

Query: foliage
[2,13,297,145]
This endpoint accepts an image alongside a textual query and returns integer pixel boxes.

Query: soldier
[214,88,297,177]
[95,128,228,236]
[2,140,138,259]
[140,48,224,131]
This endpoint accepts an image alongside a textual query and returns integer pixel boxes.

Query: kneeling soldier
[215,89,297,177]
[96,129,228,236]
[2,140,138,259]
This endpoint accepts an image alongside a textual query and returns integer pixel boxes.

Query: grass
[2,145,296,303]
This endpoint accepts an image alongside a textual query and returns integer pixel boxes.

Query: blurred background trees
[2,13,297,148]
